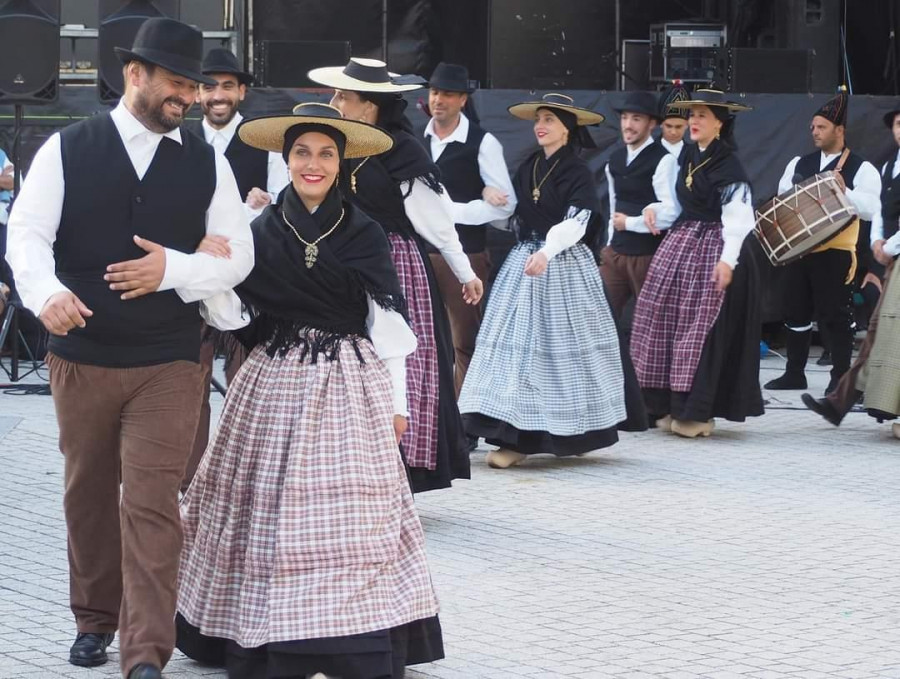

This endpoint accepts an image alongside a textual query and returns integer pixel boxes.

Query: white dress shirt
[778,151,881,221]
[6,99,254,317]
[201,112,290,217]
[660,137,684,158]
[402,179,477,283]
[424,112,517,225]
[870,150,900,257]
[604,135,679,242]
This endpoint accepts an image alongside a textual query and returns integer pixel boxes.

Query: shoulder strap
[835,147,851,173]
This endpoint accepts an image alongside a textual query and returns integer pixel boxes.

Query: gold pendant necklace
[282,208,346,268]
[350,157,370,194]
[532,156,562,203]
[684,156,714,191]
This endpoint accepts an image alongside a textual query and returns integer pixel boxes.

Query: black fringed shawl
[234,182,408,360]
[676,139,751,222]
[511,145,601,243]
[340,127,443,238]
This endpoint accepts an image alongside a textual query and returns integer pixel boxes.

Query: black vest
[881,157,900,241]
[426,121,488,253]
[185,117,268,200]
[608,141,669,256]
[53,113,215,367]
[794,149,864,190]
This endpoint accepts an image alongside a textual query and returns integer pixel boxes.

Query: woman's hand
[524,252,548,277]
[393,415,408,443]
[712,260,733,292]
[196,235,232,259]
[482,186,509,207]
[642,208,660,236]
[462,278,484,305]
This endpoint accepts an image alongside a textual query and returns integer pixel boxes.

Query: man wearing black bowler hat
[423,62,516,397]
[5,18,253,679]
[182,47,289,491]
[601,91,679,320]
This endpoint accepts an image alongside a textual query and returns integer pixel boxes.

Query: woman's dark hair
[359,91,414,134]
[710,106,738,149]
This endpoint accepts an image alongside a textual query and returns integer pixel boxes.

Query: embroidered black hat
[114,17,216,86]
[613,91,661,120]
[202,47,253,86]
[660,83,690,120]
[813,89,849,127]
[428,62,476,93]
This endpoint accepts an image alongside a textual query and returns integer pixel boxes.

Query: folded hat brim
[307,66,423,93]
[508,102,605,125]
[884,110,900,128]
[237,114,394,159]
[115,46,218,86]
[612,105,660,120]
[427,79,476,93]
[666,99,752,112]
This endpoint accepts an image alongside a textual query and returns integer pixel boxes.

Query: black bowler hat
[114,17,217,86]
[428,62,476,93]
[202,48,253,86]
[614,91,661,120]
[882,107,900,128]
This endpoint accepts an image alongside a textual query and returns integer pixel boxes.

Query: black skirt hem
[463,413,619,456]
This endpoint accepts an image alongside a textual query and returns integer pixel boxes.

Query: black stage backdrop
[2,87,899,321]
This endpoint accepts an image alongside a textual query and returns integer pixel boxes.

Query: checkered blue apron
[458,241,626,434]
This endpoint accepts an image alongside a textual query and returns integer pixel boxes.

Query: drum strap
[834,148,851,173]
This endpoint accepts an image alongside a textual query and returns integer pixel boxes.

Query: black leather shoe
[816,351,832,366]
[801,392,842,426]
[69,632,115,667]
[128,663,162,679]
[764,372,807,390]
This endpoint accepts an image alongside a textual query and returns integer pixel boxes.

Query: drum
[754,171,858,266]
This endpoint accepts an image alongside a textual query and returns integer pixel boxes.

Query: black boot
[128,663,162,679]
[801,393,843,425]
[826,324,853,396]
[69,632,115,667]
[764,328,810,390]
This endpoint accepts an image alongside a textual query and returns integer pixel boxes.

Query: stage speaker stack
[0,0,60,104]
[772,0,839,93]
[98,0,180,104]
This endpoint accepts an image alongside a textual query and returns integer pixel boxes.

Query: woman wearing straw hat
[174,103,443,678]
[308,57,481,493]
[630,89,764,438]
[457,93,646,469]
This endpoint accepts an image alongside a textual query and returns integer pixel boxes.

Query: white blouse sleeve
[366,295,418,416]
[199,289,250,330]
[402,178,477,284]
[538,207,591,262]
[719,183,756,269]
[844,161,882,222]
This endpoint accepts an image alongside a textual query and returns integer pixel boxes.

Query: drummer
[764,90,881,396]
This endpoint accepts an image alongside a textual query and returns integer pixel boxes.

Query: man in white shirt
[5,20,253,679]
[765,91,881,395]
[182,48,289,490]
[658,83,690,161]
[601,91,679,319]
[423,62,516,397]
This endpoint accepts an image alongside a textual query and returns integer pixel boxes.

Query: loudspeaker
[724,47,814,93]
[98,0,180,105]
[772,0,839,93]
[255,40,352,88]
[488,0,616,89]
[0,0,60,104]
[621,40,650,91]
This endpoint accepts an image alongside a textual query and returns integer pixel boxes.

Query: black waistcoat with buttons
[881,157,900,241]
[53,112,215,367]
[608,141,669,256]
[794,149,864,190]
[426,122,488,253]
[184,117,268,199]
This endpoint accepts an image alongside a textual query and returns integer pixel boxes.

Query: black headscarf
[282,123,347,162]
[234,180,407,359]
[676,138,751,222]
[512,144,600,243]
[540,106,597,150]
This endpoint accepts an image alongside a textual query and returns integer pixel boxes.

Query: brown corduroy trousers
[47,353,203,675]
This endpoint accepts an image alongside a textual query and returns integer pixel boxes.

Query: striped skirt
[389,233,440,471]
[458,241,627,453]
[177,338,440,648]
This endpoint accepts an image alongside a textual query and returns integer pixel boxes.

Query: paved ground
[1,352,899,679]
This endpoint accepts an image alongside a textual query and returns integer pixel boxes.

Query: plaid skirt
[631,220,727,392]
[177,338,440,648]
[458,241,627,440]
[862,263,900,418]
[389,234,439,470]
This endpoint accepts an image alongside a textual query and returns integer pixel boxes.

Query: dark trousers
[826,260,893,419]
[429,251,491,399]
[783,249,855,381]
[599,246,655,320]
[183,328,246,492]
[46,353,203,675]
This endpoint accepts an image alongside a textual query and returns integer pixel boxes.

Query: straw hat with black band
[114,17,217,86]
[508,92,605,126]
[238,103,394,160]
[664,88,752,113]
[307,57,425,93]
